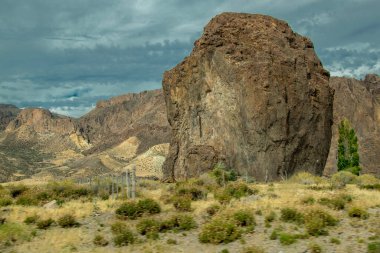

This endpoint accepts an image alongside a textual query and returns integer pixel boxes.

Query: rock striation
[325,74,380,176]
[162,13,334,181]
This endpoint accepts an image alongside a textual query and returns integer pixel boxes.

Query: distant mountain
[0,89,170,182]
[325,74,380,176]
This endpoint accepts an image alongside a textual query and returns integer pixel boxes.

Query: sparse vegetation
[173,196,192,212]
[57,214,80,228]
[280,208,304,224]
[215,181,257,204]
[111,221,135,246]
[303,208,338,236]
[199,218,241,244]
[348,207,369,219]
[93,234,109,247]
[36,218,55,230]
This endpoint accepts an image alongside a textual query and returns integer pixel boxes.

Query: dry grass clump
[330,171,357,189]
[111,221,136,246]
[348,206,369,219]
[290,172,324,185]
[115,198,161,219]
[214,181,257,204]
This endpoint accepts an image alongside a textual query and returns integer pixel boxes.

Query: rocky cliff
[325,74,380,176]
[162,13,334,181]
[0,104,20,131]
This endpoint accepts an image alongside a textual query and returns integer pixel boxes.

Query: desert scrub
[24,215,39,225]
[137,198,161,214]
[301,196,316,205]
[318,197,346,210]
[206,204,221,216]
[8,184,28,198]
[290,172,323,185]
[175,183,208,200]
[36,218,55,229]
[232,209,255,232]
[368,241,380,253]
[241,246,266,253]
[166,238,177,245]
[280,208,304,224]
[330,237,341,244]
[348,207,369,219]
[0,222,31,245]
[211,162,238,186]
[309,243,322,253]
[0,197,12,207]
[159,214,197,232]
[265,211,276,223]
[303,208,337,236]
[57,214,80,228]
[93,234,109,247]
[111,222,135,246]
[136,218,160,239]
[173,196,192,212]
[199,218,241,244]
[330,171,357,189]
[279,233,297,245]
[15,195,39,206]
[356,174,380,190]
[215,181,257,204]
[116,198,161,219]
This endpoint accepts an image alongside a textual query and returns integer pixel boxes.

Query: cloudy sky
[0,0,379,117]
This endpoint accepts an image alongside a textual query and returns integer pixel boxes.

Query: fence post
[126,170,131,198]
[131,166,136,199]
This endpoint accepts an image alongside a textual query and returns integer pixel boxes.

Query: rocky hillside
[325,74,380,175]
[0,104,20,131]
[162,13,333,181]
[0,89,170,182]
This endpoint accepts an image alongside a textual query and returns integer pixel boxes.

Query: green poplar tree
[337,118,361,175]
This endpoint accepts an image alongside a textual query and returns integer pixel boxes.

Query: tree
[337,118,361,175]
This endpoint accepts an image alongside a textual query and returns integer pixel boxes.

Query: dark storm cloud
[0,0,379,117]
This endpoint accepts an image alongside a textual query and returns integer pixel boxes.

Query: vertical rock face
[162,13,334,181]
[325,74,380,176]
[0,104,20,131]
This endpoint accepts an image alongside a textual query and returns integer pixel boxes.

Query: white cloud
[327,61,380,78]
[50,105,95,118]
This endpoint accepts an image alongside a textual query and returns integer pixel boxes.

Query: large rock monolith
[162,13,334,181]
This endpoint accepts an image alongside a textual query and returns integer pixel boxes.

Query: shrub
[330,171,357,189]
[265,211,276,223]
[0,222,31,244]
[348,207,369,219]
[0,197,12,207]
[57,214,80,228]
[309,243,322,253]
[318,197,346,210]
[233,210,255,227]
[160,214,197,232]
[137,198,161,214]
[301,196,316,205]
[199,218,241,244]
[280,208,303,224]
[15,195,39,206]
[269,230,279,240]
[115,201,141,219]
[368,241,380,253]
[111,222,135,246]
[356,174,380,190]
[173,196,192,212]
[279,233,297,245]
[8,185,28,198]
[206,204,221,216]
[215,182,256,204]
[303,208,337,236]
[211,162,238,186]
[330,237,341,244]
[93,234,109,246]
[166,238,177,245]
[36,218,55,229]
[136,218,160,239]
[176,185,207,200]
[24,215,39,225]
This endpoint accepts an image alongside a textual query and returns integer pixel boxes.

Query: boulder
[162,13,333,181]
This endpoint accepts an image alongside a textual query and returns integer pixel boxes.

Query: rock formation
[0,104,20,131]
[325,74,380,176]
[162,13,334,181]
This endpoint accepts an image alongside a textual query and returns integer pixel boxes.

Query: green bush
[116,201,141,219]
[280,208,304,224]
[176,185,208,200]
[8,185,28,198]
[24,215,39,225]
[36,218,55,229]
[330,237,341,244]
[173,196,192,212]
[348,207,369,219]
[160,214,197,232]
[241,246,266,253]
[368,241,380,253]
[265,211,276,223]
[57,214,80,228]
[279,233,297,245]
[166,238,177,245]
[0,222,31,244]
[199,218,241,244]
[330,171,357,189]
[211,162,238,186]
[309,243,322,253]
[137,198,161,214]
[111,222,135,246]
[215,182,256,204]
[136,218,160,239]
[304,208,337,236]
[233,210,255,227]
[318,197,346,210]
[93,234,109,247]
[15,195,39,206]
[356,174,380,190]
[301,196,316,205]
[0,197,12,207]
[206,204,221,216]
